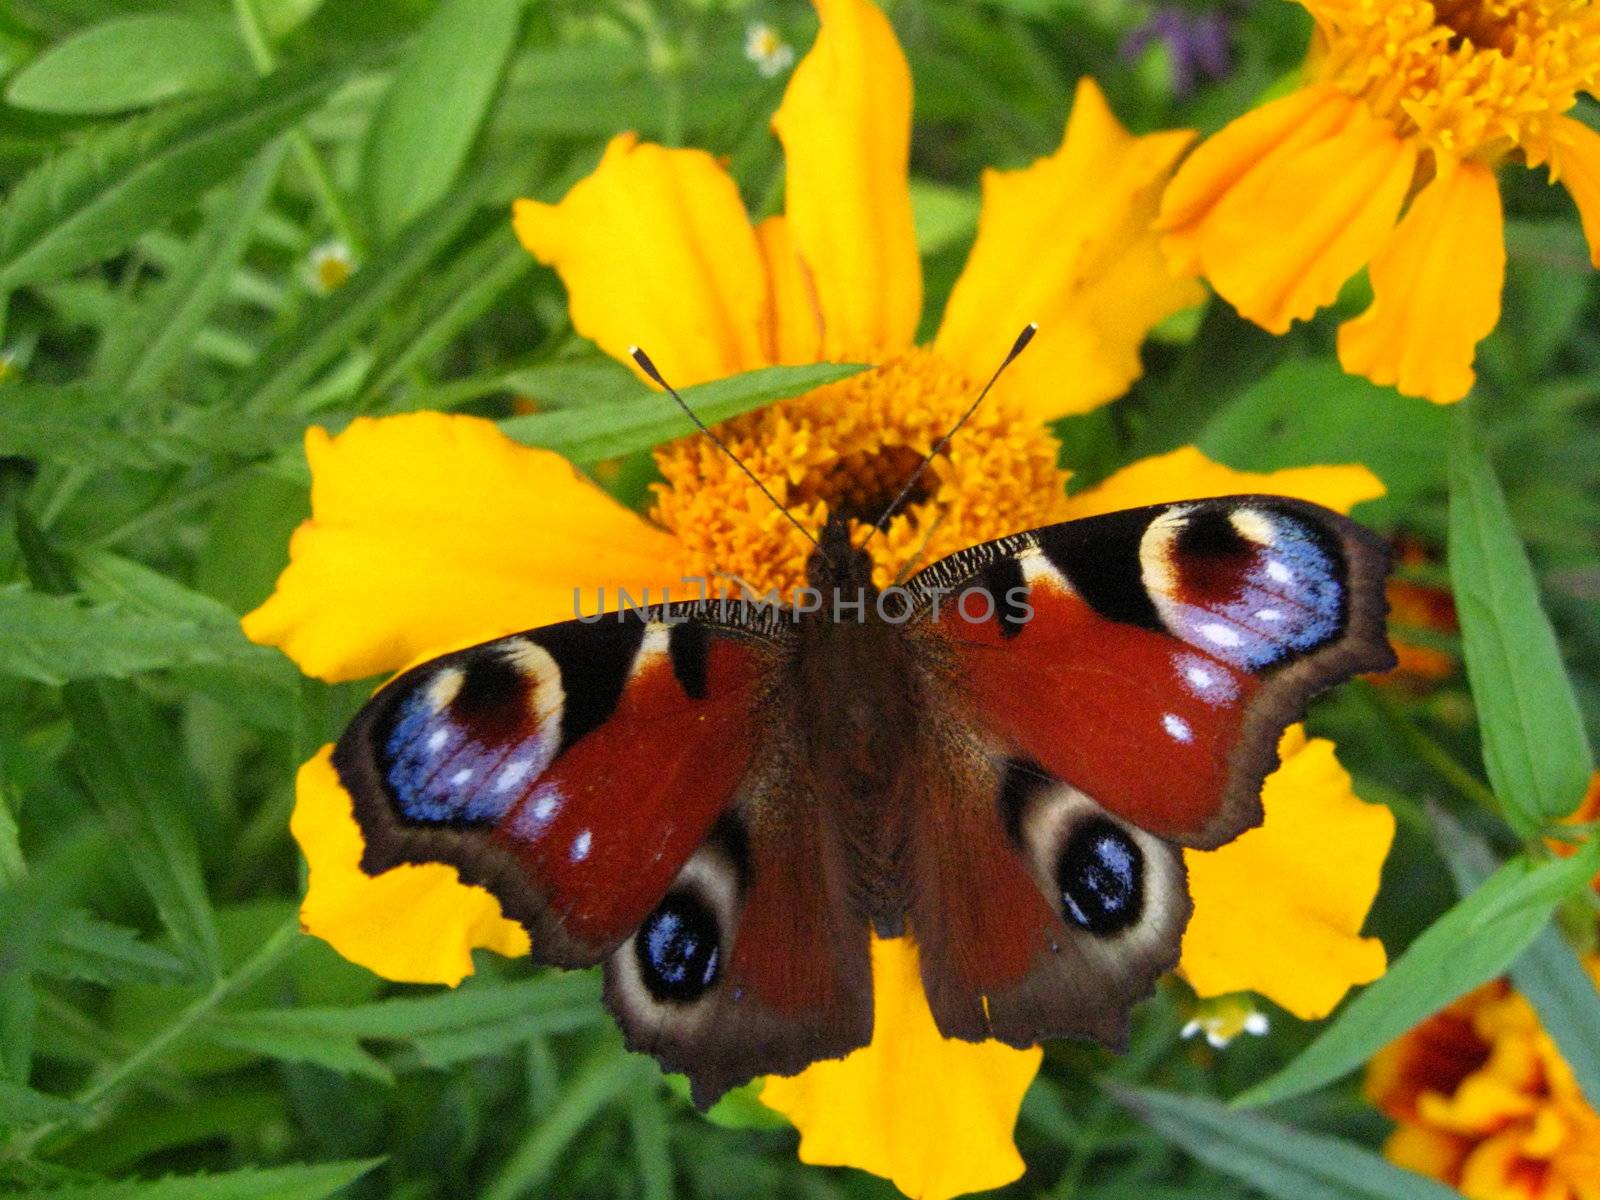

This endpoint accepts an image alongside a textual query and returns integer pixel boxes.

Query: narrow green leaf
[15,513,221,981]
[0,1079,89,1128]
[258,0,331,39]
[360,0,523,241]
[1448,406,1593,832]
[205,1014,395,1084]
[359,226,532,406]
[500,362,871,464]
[27,1159,380,1199]
[95,140,287,395]
[236,170,493,414]
[1110,1082,1458,1200]
[5,16,251,114]
[1433,811,1600,1114]
[1235,837,1600,1107]
[38,912,190,987]
[0,60,355,291]
[482,1049,644,1200]
[0,585,276,686]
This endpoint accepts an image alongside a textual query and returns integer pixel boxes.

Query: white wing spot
[427,728,450,751]
[495,758,535,793]
[570,829,592,862]
[448,767,473,787]
[1184,664,1216,690]
[1200,622,1243,648]
[1255,608,1283,623]
[1265,559,1292,584]
[533,792,560,821]
[1162,713,1193,743]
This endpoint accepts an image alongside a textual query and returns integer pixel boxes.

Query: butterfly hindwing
[903,496,1393,1047]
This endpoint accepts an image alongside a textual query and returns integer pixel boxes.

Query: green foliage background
[0,0,1596,1197]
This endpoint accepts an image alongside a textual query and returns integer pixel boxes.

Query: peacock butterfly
[329,336,1396,1106]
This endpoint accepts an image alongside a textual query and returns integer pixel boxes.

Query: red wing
[912,496,1394,848]
[332,608,870,1106]
[901,496,1394,1049]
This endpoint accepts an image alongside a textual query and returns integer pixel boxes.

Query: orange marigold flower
[1367,963,1600,1199]
[1378,534,1460,686]
[1158,0,1600,404]
[244,2,1398,1196]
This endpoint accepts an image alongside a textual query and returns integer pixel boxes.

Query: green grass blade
[1110,1082,1458,1199]
[499,362,871,464]
[26,1158,381,1199]
[1449,404,1594,833]
[359,0,524,241]
[94,139,287,395]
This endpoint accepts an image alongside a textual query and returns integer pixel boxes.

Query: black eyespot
[635,892,721,1002]
[1057,818,1143,936]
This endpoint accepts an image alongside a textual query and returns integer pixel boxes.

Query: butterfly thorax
[795,518,920,928]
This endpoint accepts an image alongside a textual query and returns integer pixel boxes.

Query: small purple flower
[1122,4,1237,96]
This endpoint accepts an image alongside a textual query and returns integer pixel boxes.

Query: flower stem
[229,0,367,256]
[1357,681,1502,816]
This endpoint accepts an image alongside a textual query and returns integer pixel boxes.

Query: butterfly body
[331,497,1394,1105]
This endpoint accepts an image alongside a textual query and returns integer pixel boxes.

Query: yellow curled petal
[242,413,686,682]
[1380,1124,1470,1186]
[1338,158,1504,404]
[1181,728,1394,1019]
[760,936,1040,1200]
[1062,445,1385,520]
[756,216,824,365]
[1160,87,1416,333]
[772,0,920,360]
[513,134,773,387]
[1550,116,1600,269]
[1159,85,1344,272]
[292,747,529,985]
[935,78,1203,421]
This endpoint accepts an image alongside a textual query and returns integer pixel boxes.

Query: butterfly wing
[332,605,870,1105]
[901,496,1394,1046]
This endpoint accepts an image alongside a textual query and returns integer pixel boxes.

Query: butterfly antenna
[861,323,1037,549]
[629,346,828,560]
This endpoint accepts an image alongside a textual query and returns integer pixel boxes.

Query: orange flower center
[1306,0,1600,163]
[650,350,1070,597]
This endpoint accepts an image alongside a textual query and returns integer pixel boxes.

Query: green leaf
[1110,1082,1458,1200]
[0,1079,89,1128]
[5,16,252,114]
[1511,924,1600,1111]
[1265,848,1585,1093]
[38,912,190,987]
[204,1014,394,1084]
[360,0,524,241]
[0,585,273,686]
[258,0,331,38]
[236,169,494,414]
[1198,359,1450,525]
[1449,405,1594,832]
[94,140,287,395]
[0,59,354,291]
[499,362,871,464]
[15,514,222,981]
[27,1159,380,1199]
[1235,839,1600,1107]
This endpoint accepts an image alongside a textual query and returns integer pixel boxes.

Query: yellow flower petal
[1337,158,1504,405]
[242,413,685,682]
[935,78,1203,422]
[1159,85,1416,333]
[760,936,1040,1200]
[1062,445,1385,520]
[292,746,528,986]
[1181,727,1394,1018]
[512,133,773,388]
[772,0,920,360]
[755,215,824,364]
[1549,115,1600,269]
